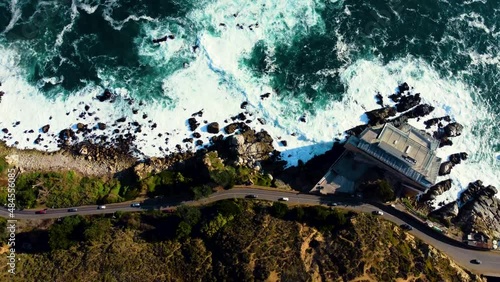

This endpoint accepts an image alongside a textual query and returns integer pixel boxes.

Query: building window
[405,146,411,154]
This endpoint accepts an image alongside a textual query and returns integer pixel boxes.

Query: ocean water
[0,0,498,206]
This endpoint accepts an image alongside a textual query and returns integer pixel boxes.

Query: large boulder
[207,122,219,134]
[396,93,421,112]
[449,152,468,165]
[438,161,454,176]
[365,107,397,125]
[188,118,199,131]
[443,122,463,138]
[419,179,453,202]
[424,115,451,129]
[41,124,50,133]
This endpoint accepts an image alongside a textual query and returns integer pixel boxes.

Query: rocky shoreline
[1,82,498,241]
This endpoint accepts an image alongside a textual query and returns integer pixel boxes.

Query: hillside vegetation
[0,200,483,282]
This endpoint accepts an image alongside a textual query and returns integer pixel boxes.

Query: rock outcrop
[396,93,421,112]
[443,122,463,138]
[419,179,453,202]
[429,201,459,219]
[365,107,397,125]
[438,161,454,176]
[453,180,500,238]
[224,128,274,166]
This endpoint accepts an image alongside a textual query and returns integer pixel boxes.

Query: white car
[372,210,384,216]
[97,205,106,210]
[279,197,289,201]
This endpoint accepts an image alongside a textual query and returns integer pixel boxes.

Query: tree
[271,202,288,218]
[176,205,201,227]
[201,213,232,238]
[48,216,84,250]
[176,221,192,239]
[191,185,213,200]
[376,180,395,202]
[84,218,112,243]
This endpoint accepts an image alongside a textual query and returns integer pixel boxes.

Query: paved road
[1,187,499,277]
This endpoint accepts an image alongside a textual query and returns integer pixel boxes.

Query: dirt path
[4,148,134,177]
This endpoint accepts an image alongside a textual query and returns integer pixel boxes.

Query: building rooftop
[351,123,441,188]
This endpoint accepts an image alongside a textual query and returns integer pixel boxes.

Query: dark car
[401,224,413,231]
[35,209,47,214]
[470,259,482,264]
[328,202,338,206]
[68,208,78,212]
[246,194,258,199]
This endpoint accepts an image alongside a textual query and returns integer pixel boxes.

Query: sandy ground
[3,147,135,177]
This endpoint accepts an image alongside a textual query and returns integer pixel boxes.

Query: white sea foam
[2,0,21,34]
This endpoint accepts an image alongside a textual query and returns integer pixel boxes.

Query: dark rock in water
[34,136,42,144]
[245,120,252,124]
[84,105,90,111]
[151,123,157,129]
[176,144,182,150]
[195,140,203,146]
[192,110,203,117]
[398,82,410,93]
[365,107,397,125]
[207,122,219,134]
[237,113,246,120]
[58,128,75,141]
[280,140,287,146]
[193,132,201,138]
[116,117,126,123]
[97,123,106,130]
[76,123,86,131]
[183,138,193,143]
[96,89,113,102]
[152,36,168,43]
[132,109,138,114]
[449,152,468,165]
[375,92,384,107]
[131,121,140,127]
[225,123,240,134]
[143,114,148,119]
[113,129,119,134]
[438,161,454,176]
[188,118,199,131]
[419,179,453,202]
[28,129,34,133]
[299,115,307,123]
[459,152,468,161]
[1,128,8,133]
[424,115,451,129]
[443,122,463,138]
[396,93,421,112]
[410,104,434,118]
[211,134,224,143]
[41,124,50,133]
[388,93,402,102]
[260,93,271,100]
[168,35,175,39]
[257,118,266,125]
[439,138,453,148]
[240,101,248,109]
